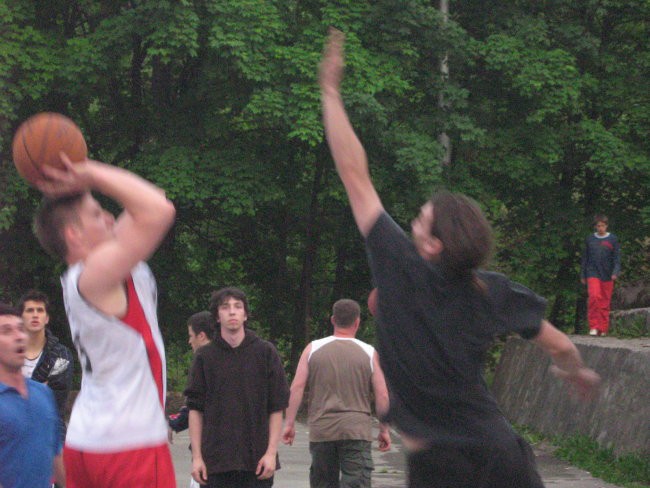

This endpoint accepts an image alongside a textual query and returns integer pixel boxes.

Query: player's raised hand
[319,28,345,96]
[36,152,94,196]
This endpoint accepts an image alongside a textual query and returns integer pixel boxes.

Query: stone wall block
[492,336,650,456]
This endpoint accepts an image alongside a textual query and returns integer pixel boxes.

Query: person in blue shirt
[0,302,64,488]
[580,215,621,336]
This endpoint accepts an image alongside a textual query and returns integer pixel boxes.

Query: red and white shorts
[64,443,175,488]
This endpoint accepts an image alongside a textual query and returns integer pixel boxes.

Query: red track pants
[587,277,614,334]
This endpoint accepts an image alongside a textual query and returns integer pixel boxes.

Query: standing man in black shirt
[319,29,601,488]
[185,287,289,488]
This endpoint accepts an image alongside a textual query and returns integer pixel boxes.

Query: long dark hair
[429,191,493,281]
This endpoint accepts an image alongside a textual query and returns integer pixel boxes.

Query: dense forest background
[1,0,648,379]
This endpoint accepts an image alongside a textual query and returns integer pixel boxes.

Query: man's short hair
[209,287,251,323]
[188,311,215,339]
[17,290,50,315]
[0,302,20,317]
[332,299,360,328]
[593,214,609,226]
[33,193,85,260]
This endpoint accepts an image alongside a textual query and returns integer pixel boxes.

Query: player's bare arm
[40,154,175,316]
[282,344,311,445]
[189,409,208,485]
[257,410,283,479]
[371,352,391,451]
[371,352,390,420]
[53,453,66,487]
[321,28,383,238]
[532,320,601,400]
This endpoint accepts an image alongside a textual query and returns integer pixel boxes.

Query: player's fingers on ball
[35,180,60,195]
[35,183,51,195]
[40,163,69,181]
[59,151,73,166]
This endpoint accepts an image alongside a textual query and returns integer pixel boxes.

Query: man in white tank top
[282,298,391,488]
[33,154,176,488]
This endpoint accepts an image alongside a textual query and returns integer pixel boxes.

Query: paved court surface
[170,422,621,487]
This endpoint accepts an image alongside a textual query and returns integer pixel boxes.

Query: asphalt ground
[170,422,622,488]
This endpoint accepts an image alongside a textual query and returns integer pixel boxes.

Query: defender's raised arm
[320,29,383,237]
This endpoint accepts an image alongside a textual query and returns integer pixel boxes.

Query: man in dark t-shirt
[319,29,601,488]
[185,287,289,488]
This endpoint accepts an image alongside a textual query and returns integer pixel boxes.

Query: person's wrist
[321,87,342,98]
[73,160,98,189]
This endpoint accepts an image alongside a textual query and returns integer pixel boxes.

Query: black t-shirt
[185,330,290,474]
[366,212,546,447]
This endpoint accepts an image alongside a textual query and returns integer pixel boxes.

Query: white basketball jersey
[62,262,168,451]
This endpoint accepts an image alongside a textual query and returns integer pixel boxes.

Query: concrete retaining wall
[492,336,650,456]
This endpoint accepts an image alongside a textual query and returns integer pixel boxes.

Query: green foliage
[482,339,505,387]
[0,0,648,368]
[512,424,546,446]
[165,341,193,393]
[554,435,650,487]
[481,32,582,123]
[512,426,650,488]
[610,316,649,339]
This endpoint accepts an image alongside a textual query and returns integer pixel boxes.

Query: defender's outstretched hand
[550,365,601,401]
[319,28,345,96]
[319,28,384,237]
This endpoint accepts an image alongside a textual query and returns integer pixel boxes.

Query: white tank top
[61,262,168,451]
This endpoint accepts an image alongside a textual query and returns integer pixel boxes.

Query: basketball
[12,112,87,185]
[368,288,378,316]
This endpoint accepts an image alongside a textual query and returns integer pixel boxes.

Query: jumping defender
[319,29,600,488]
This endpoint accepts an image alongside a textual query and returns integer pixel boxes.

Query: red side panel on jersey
[122,278,164,407]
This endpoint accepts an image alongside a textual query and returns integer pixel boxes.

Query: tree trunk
[289,154,326,372]
[439,0,452,166]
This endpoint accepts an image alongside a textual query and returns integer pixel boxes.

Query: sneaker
[589,329,599,336]
[600,332,607,337]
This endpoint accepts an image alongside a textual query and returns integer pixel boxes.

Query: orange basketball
[12,112,87,185]
[368,288,378,316]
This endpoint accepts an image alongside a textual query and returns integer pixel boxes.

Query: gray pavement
[170,422,621,488]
